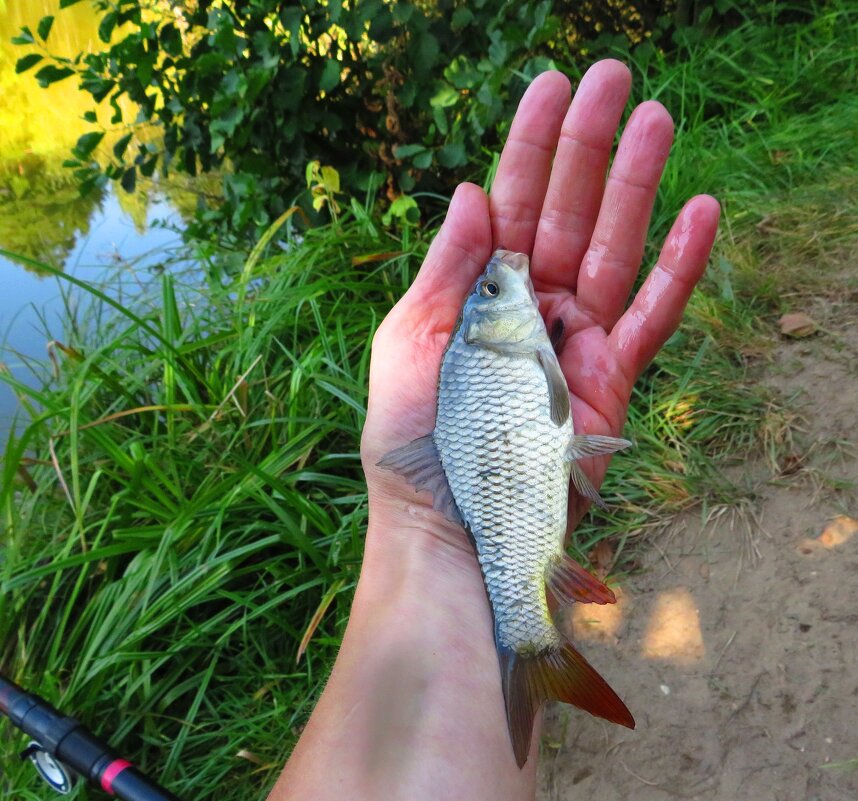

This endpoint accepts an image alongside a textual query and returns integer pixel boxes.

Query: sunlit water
[0,1,190,437]
[0,191,185,435]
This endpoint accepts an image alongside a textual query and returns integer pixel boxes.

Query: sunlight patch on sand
[642,587,705,664]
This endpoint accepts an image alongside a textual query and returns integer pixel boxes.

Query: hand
[362,61,720,532]
[276,62,719,801]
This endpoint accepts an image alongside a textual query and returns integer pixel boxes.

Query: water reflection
[0,2,110,271]
[0,1,190,433]
[1,154,104,271]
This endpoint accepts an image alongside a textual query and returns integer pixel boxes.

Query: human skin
[268,62,720,801]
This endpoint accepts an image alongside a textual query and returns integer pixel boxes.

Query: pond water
[0,1,191,436]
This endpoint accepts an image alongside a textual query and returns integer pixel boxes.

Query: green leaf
[11,27,35,46]
[209,106,245,151]
[444,56,481,90]
[81,75,114,102]
[120,166,137,193]
[37,15,54,41]
[438,142,466,168]
[98,11,117,43]
[140,155,158,177]
[160,23,182,56]
[113,133,133,159]
[83,110,97,123]
[392,3,413,23]
[320,59,340,92]
[392,144,427,159]
[488,35,508,67]
[413,32,439,78]
[137,52,155,88]
[34,64,75,88]
[59,0,85,7]
[383,194,419,226]
[451,8,474,31]
[280,7,303,58]
[432,105,448,136]
[73,131,105,159]
[430,83,459,108]
[413,150,432,169]
[15,54,43,73]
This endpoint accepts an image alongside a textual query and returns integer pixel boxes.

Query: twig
[710,630,738,675]
[618,759,660,786]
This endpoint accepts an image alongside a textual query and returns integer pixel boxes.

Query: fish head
[460,249,544,349]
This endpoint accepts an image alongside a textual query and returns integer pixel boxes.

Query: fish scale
[435,336,571,653]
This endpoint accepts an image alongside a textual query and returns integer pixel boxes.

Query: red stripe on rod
[0,685,13,714]
[101,758,132,795]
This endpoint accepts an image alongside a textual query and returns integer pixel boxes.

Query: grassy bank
[2,5,857,799]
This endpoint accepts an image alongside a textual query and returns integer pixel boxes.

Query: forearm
[268,505,539,801]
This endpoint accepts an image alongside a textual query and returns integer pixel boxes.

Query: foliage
[11,0,739,241]
[0,153,104,270]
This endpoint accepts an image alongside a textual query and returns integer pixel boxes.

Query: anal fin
[377,434,463,526]
[546,553,616,606]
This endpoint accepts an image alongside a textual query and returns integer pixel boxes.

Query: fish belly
[435,338,571,652]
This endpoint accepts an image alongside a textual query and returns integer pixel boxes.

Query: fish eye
[480,280,500,298]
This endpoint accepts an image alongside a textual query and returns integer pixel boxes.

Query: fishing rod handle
[0,675,180,801]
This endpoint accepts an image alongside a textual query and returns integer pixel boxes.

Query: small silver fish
[380,249,634,767]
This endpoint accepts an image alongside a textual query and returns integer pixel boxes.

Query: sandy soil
[539,296,858,801]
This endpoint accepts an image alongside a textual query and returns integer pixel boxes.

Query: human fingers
[488,71,570,255]
[404,182,492,312]
[574,101,674,330]
[609,195,721,383]
[530,60,631,290]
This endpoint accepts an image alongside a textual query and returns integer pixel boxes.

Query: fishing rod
[0,674,181,800]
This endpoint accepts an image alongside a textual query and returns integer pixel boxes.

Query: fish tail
[498,640,635,768]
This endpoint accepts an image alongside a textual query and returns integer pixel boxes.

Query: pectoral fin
[377,434,463,526]
[565,434,632,460]
[536,345,570,427]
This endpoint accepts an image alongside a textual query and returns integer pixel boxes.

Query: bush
[15,0,686,240]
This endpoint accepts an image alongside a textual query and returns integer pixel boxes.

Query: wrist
[357,488,480,611]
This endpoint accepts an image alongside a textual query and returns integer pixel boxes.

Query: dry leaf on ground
[589,539,615,579]
[818,515,858,548]
[779,312,817,337]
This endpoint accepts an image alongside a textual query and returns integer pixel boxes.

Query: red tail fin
[498,642,634,767]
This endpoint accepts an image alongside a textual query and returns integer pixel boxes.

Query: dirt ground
[539,295,858,801]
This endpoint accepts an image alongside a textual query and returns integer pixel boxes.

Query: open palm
[276,62,722,799]
[362,61,719,531]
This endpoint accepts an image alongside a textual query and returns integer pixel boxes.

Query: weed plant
[1,5,857,799]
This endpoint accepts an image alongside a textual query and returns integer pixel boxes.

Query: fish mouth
[487,249,530,275]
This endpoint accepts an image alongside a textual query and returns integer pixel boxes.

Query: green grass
[2,4,857,799]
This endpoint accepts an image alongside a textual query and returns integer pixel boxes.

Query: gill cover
[462,250,544,353]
